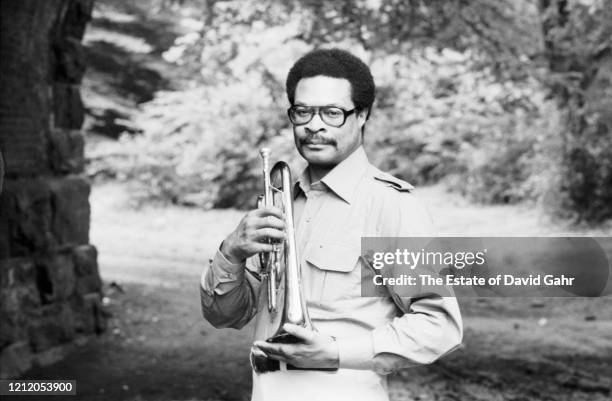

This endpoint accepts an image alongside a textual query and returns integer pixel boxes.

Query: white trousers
[251,369,390,401]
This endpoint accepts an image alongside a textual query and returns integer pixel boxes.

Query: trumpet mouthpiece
[260,148,271,159]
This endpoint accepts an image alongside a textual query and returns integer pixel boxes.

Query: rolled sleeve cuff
[207,249,246,295]
[337,333,374,370]
[213,249,245,277]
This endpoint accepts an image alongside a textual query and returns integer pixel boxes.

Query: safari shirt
[200,146,463,401]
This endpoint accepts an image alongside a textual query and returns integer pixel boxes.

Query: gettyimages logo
[370,248,487,270]
[361,237,611,298]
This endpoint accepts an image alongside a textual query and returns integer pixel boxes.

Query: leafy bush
[89,25,550,209]
[85,0,611,224]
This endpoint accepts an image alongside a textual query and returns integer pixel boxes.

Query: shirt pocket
[304,235,362,303]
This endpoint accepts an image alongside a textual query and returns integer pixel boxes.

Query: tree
[537,0,612,222]
[290,0,612,222]
[107,0,611,222]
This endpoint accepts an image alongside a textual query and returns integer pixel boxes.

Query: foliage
[88,0,611,223]
[290,0,612,221]
[536,0,612,222]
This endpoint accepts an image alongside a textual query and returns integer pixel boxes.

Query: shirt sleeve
[337,296,462,374]
[200,247,261,329]
[337,193,463,374]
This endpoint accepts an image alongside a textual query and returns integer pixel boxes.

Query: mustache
[300,135,336,146]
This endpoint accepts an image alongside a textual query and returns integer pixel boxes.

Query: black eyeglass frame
[287,105,357,128]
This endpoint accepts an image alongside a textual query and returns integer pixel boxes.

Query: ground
[12,183,612,401]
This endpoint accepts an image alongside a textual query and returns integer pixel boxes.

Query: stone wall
[0,0,105,378]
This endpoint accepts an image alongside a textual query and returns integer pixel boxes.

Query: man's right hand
[220,206,286,264]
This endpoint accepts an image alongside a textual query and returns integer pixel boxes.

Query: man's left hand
[253,324,339,369]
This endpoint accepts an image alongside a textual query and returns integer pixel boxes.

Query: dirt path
[12,183,612,401]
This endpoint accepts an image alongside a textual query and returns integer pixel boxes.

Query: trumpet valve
[268,267,277,312]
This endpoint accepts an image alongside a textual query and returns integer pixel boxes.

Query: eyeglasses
[287,105,356,128]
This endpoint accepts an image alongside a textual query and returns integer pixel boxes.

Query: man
[200,48,462,401]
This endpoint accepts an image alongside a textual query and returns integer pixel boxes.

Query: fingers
[252,216,285,230]
[229,206,287,260]
[250,345,268,359]
[254,341,290,362]
[253,228,285,242]
[251,243,277,253]
[282,324,315,343]
[254,206,285,220]
[246,207,286,232]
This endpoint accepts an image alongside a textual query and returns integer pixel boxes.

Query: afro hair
[286,48,376,119]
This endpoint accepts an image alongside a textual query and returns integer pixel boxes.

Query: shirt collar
[294,146,370,204]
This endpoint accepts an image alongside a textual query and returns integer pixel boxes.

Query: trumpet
[252,148,337,373]
[257,148,312,340]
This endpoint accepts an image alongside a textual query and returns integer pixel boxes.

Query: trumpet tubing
[253,148,338,373]
[258,148,310,330]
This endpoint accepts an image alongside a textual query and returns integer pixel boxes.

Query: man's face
[291,76,367,168]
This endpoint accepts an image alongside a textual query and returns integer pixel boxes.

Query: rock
[72,245,98,277]
[48,128,84,173]
[52,83,84,129]
[31,342,72,367]
[0,282,40,314]
[70,292,99,334]
[28,303,75,352]
[57,0,94,40]
[0,195,9,258]
[52,37,87,84]
[35,251,76,302]
[0,257,36,288]
[75,274,102,295]
[0,0,55,178]
[0,0,99,368]
[83,292,106,334]
[0,117,48,176]
[0,311,28,348]
[0,341,32,379]
[0,179,54,256]
[48,176,90,246]
[1,177,92,257]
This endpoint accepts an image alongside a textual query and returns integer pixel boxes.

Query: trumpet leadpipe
[259,148,276,312]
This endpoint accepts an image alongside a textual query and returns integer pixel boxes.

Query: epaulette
[373,171,414,192]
